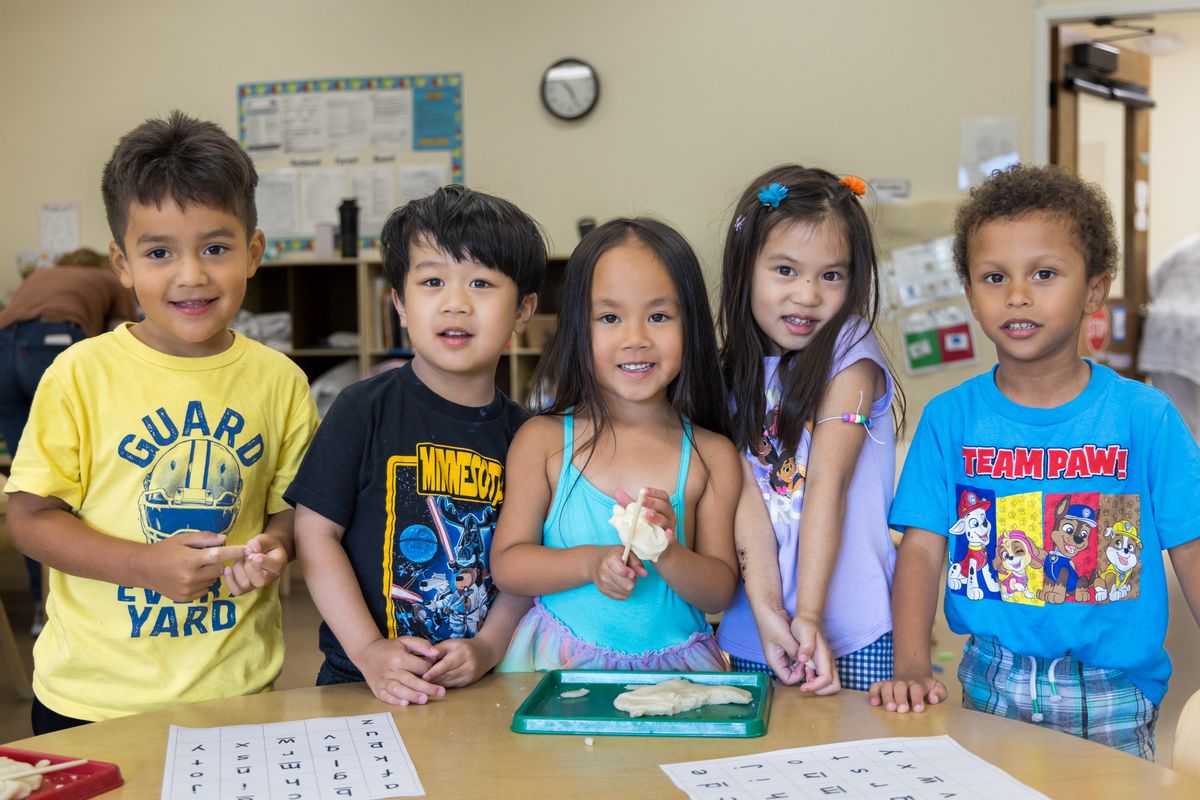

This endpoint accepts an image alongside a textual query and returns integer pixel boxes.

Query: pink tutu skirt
[497,599,728,673]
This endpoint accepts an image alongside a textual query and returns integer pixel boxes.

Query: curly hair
[953,164,1118,283]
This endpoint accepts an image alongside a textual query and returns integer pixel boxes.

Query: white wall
[1149,14,1200,268]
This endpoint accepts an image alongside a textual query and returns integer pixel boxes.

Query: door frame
[1034,0,1200,165]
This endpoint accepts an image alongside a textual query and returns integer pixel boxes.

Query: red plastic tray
[0,746,122,799]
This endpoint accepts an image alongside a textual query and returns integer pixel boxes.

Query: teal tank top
[538,414,709,654]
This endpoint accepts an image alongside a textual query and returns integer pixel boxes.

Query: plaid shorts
[729,632,893,691]
[958,635,1158,760]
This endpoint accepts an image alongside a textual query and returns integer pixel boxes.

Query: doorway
[1050,21,1153,376]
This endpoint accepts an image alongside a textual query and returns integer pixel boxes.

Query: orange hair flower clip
[840,176,867,197]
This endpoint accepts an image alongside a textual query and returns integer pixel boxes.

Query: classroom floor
[0,560,1184,766]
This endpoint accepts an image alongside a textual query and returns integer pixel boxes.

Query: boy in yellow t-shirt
[6,111,318,734]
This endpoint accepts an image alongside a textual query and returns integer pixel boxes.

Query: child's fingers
[420,643,464,681]
[391,671,446,702]
[764,648,805,685]
[223,564,253,596]
[627,558,649,578]
[200,544,250,564]
[173,531,228,549]
[873,680,905,712]
[397,636,440,660]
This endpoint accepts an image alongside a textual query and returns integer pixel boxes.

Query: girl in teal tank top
[491,219,743,672]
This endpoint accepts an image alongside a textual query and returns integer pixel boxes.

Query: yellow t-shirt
[6,324,318,720]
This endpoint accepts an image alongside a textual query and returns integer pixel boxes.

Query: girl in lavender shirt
[715,165,905,691]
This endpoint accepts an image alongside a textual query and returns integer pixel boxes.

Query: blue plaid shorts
[958,635,1158,760]
[729,631,893,691]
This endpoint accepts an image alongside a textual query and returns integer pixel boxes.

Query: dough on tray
[613,678,752,718]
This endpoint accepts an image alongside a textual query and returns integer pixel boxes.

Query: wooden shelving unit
[243,254,565,405]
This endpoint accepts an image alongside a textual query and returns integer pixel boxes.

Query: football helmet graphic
[138,439,243,543]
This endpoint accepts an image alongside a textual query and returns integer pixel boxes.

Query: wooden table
[7,673,1198,798]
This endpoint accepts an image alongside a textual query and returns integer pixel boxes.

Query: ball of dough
[609,501,669,562]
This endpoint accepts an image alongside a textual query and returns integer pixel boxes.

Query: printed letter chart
[161,713,425,799]
[661,735,1048,799]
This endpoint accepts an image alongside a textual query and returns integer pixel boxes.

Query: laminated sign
[902,305,977,374]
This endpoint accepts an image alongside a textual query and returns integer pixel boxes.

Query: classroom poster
[238,74,462,255]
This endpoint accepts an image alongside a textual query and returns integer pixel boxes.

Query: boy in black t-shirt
[287,186,544,705]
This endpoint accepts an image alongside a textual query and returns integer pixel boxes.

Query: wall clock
[541,58,599,121]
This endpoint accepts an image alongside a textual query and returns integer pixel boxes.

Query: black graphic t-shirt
[285,364,527,676]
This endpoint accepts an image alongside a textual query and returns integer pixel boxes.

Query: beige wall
[0,0,1039,293]
[0,0,1185,423]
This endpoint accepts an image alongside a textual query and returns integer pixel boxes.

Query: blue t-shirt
[890,362,1200,705]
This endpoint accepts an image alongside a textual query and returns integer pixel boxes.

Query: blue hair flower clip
[757,182,788,208]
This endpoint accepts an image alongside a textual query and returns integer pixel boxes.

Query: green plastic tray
[511,670,772,737]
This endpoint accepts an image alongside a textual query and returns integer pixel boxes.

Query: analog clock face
[541,58,599,121]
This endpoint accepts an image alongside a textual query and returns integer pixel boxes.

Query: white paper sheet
[160,713,424,800]
[370,88,414,150]
[327,94,371,152]
[39,202,80,252]
[284,94,327,154]
[300,169,348,230]
[351,167,399,236]
[398,164,448,207]
[662,735,1048,799]
[242,96,283,157]
[256,170,301,238]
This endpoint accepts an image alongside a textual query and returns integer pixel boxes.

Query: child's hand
[590,546,649,601]
[422,637,496,688]
[144,531,246,602]
[223,533,288,596]
[614,487,676,537]
[868,673,947,713]
[789,614,840,695]
[356,637,446,706]
[753,606,807,684]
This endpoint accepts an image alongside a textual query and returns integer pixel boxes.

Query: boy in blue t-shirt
[869,165,1200,759]
[286,186,544,706]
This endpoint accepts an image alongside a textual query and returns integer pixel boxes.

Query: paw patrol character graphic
[138,439,242,543]
[948,490,1001,600]
[1039,498,1097,604]
[1093,520,1141,602]
[993,529,1045,600]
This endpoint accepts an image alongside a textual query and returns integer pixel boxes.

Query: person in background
[1138,231,1200,440]
[0,247,138,635]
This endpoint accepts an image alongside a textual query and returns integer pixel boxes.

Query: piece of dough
[608,501,669,562]
[559,688,590,699]
[613,678,752,718]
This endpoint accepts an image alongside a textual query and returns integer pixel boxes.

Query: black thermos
[339,198,360,257]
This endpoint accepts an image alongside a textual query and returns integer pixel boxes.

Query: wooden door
[1050,29,1152,378]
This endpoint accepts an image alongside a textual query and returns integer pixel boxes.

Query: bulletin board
[238,73,463,255]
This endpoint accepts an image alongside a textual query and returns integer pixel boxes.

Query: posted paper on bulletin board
[901,305,977,374]
[238,74,463,255]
